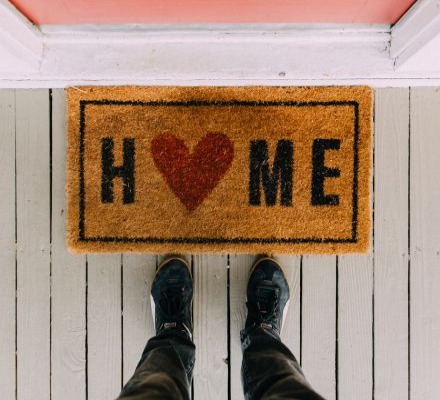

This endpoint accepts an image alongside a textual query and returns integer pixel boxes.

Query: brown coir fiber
[67,86,372,254]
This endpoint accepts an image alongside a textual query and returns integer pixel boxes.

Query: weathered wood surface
[87,254,122,400]
[16,90,51,400]
[301,256,337,400]
[0,88,438,400]
[410,87,440,400]
[374,88,409,400]
[338,254,373,400]
[122,254,157,384]
[229,254,254,400]
[51,89,87,400]
[0,90,16,400]
[193,255,228,400]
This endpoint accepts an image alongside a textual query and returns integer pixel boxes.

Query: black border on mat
[78,99,360,244]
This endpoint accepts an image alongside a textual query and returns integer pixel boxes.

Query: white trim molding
[391,0,440,69]
[40,25,393,82]
[2,22,401,87]
[1,0,440,87]
[0,0,42,70]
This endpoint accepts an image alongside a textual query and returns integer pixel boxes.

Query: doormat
[67,86,372,254]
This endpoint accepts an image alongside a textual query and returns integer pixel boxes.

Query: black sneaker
[244,257,290,335]
[151,257,193,339]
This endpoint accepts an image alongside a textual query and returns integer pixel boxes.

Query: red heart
[151,132,234,211]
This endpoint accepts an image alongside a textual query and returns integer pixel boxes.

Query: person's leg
[241,257,326,400]
[118,258,195,400]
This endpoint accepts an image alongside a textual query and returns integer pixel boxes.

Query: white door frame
[1,0,440,87]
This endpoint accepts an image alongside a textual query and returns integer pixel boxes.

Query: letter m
[249,140,293,206]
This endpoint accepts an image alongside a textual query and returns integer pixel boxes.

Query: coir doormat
[67,86,372,254]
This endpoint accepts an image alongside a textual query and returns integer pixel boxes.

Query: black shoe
[151,257,193,339]
[244,257,290,335]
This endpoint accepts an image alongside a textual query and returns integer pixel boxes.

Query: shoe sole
[150,256,192,329]
[249,256,291,334]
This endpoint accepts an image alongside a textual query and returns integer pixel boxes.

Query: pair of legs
[118,257,325,400]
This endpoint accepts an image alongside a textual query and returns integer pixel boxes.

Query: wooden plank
[336,89,378,400]
[16,89,51,400]
[374,88,409,400]
[193,255,228,400]
[50,89,86,400]
[87,254,122,400]
[410,87,440,400]
[277,255,301,361]
[338,254,373,400]
[229,254,254,400]
[301,256,336,400]
[122,254,156,383]
[0,90,16,400]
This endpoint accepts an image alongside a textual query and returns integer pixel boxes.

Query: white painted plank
[374,88,409,400]
[229,254,254,400]
[301,256,336,400]
[88,254,122,400]
[0,90,16,400]
[16,89,51,400]
[277,255,301,361]
[193,255,228,400]
[122,254,156,383]
[337,88,376,400]
[50,89,86,400]
[338,254,373,400]
[410,87,440,400]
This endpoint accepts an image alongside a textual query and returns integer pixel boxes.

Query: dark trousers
[118,327,325,400]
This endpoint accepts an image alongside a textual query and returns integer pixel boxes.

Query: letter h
[101,138,135,204]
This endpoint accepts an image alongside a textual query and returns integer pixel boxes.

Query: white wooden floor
[0,88,439,400]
